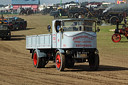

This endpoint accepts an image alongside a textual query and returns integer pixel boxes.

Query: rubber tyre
[68,13,74,18]
[33,51,47,68]
[112,34,121,43]
[24,21,27,30]
[6,32,11,40]
[56,51,65,71]
[15,27,19,30]
[1,37,4,40]
[110,16,119,25]
[74,13,79,18]
[6,35,11,40]
[88,53,99,71]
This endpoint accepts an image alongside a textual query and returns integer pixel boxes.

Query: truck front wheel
[55,51,65,71]
[88,53,99,71]
[33,51,47,68]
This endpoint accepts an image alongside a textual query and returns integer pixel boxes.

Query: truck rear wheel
[88,53,99,71]
[55,51,65,71]
[33,51,47,68]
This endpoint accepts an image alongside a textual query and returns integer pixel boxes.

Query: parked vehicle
[50,8,68,18]
[101,11,124,25]
[26,18,100,71]
[0,24,11,40]
[68,7,88,18]
[18,7,33,15]
[6,17,27,30]
[50,7,88,18]
[0,15,11,40]
[41,7,54,15]
[101,4,128,25]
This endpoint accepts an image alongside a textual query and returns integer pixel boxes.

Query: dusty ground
[0,15,128,85]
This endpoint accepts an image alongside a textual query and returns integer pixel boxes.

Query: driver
[72,22,78,31]
[57,25,60,32]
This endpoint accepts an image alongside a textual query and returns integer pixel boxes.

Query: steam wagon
[26,18,100,71]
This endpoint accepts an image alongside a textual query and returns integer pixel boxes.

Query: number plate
[77,53,87,58]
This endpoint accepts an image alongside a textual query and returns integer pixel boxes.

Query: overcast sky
[0,0,115,5]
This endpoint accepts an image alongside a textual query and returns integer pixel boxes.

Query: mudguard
[35,49,47,58]
[57,49,65,54]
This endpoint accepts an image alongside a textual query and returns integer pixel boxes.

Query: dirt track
[0,15,128,85]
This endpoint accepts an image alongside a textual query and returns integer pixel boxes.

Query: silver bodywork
[26,19,97,50]
[26,34,52,49]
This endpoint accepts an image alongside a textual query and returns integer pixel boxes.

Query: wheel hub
[56,54,61,68]
[33,53,37,66]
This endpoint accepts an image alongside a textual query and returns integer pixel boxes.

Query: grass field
[97,23,128,67]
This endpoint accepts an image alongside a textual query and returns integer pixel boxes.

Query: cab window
[55,21,61,32]
[62,20,96,32]
[83,20,95,32]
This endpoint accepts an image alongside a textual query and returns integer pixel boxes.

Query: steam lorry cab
[26,18,100,71]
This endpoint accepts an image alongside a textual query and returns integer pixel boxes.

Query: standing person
[47,25,51,32]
